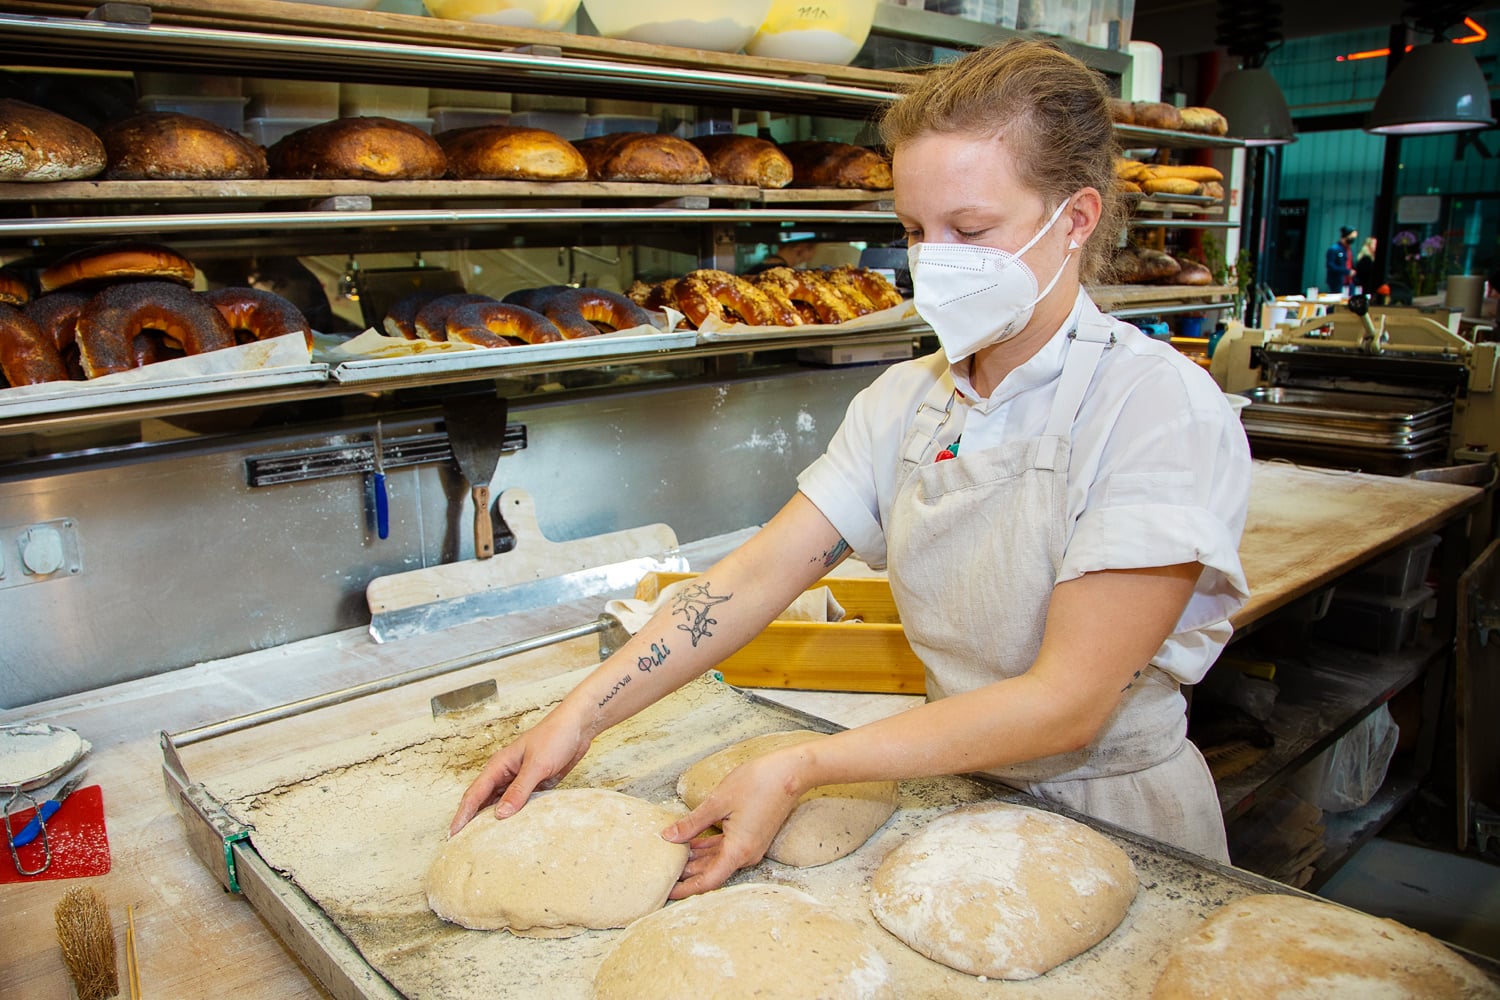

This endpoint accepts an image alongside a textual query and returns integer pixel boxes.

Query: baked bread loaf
[0,99,106,182]
[0,303,70,386]
[1114,246,1181,284]
[445,301,562,346]
[572,132,709,184]
[0,268,28,307]
[22,291,89,379]
[1172,261,1214,286]
[1142,177,1202,196]
[268,117,446,181]
[39,241,196,293]
[1152,894,1500,999]
[204,287,313,349]
[541,288,654,337]
[781,140,893,189]
[103,112,267,180]
[413,292,493,341]
[438,125,587,181]
[1132,101,1184,132]
[689,134,793,188]
[1179,106,1229,136]
[74,281,235,377]
[1107,97,1135,125]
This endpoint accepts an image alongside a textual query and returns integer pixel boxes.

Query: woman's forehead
[893,132,1039,215]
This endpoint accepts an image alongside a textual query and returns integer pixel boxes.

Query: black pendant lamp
[1206,1,1297,146]
[1367,1,1495,135]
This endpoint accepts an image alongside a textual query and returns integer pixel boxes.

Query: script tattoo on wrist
[814,538,850,569]
[598,672,631,708]
[671,581,731,647]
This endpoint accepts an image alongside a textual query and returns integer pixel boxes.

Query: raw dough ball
[676,729,897,867]
[426,788,687,936]
[1152,893,1500,999]
[593,883,895,1000]
[870,802,1137,980]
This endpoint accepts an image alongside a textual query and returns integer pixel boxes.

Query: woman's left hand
[660,751,805,898]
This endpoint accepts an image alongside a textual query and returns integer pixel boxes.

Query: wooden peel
[441,393,509,561]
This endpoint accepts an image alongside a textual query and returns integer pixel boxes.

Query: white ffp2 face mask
[908,199,1078,365]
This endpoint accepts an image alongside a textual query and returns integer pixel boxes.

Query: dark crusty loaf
[688,134,793,188]
[438,125,588,181]
[571,132,710,184]
[268,117,445,180]
[103,112,267,180]
[0,99,107,182]
[780,140,892,190]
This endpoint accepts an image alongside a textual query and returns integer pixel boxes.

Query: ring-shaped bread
[445,302,563,346]
[75,281,234,377]
[204,287,313,349]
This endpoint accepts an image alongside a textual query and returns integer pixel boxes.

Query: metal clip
[4,786,51,877]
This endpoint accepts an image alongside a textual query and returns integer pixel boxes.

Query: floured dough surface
[677,729,897,867]
[593,882,895,1000]
[870,802,1137,980]
[426,788,687,936]
[1152,893,1500,999]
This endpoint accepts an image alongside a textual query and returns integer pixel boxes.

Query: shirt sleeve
[1059,360,1253,682]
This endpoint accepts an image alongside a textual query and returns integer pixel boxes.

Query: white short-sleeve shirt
[798,291,1253,685]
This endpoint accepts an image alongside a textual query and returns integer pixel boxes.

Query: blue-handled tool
[10,772,85,848]
[373,421,390,540]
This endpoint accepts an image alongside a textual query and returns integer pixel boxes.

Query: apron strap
[899,369,963,468]
[1036,302,1115,470]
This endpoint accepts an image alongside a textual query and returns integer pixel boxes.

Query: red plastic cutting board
[0,784,111,883]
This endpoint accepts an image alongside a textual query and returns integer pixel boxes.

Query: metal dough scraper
[442,392,509,560]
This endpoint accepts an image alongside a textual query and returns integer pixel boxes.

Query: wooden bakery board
[1087,283,1238,309]
[170,657,1372,1000]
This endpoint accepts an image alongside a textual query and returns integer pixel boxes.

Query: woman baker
[450,40,1252,893]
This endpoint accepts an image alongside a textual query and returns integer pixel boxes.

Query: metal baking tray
[1240,387,1452,448]
[330,328,696,383]
[0,363,329,420]
[159,620,1498,1000]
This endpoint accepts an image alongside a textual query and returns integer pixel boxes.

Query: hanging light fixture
[1206,1,1297,146]
[1367,2,1495,135]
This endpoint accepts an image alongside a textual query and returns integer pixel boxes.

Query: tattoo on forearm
[599,673,632,708]
[637,640,669,673]
[671,581,731,647]
[814,538,850,569]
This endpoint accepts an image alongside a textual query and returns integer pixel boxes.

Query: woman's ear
[1065,187,1103,249]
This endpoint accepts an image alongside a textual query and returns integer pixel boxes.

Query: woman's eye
[956,229,986,240]
[903,228,923,241]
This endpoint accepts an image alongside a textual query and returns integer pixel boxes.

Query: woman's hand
[448,705,593,837]
[660,748,807,898]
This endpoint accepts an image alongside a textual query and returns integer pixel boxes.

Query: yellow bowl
[745,0,876,65]
[422,0,581,29]
[581,0,773,52]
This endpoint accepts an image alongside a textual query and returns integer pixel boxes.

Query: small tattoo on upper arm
[671,582,731,647]
[814,538,850,569]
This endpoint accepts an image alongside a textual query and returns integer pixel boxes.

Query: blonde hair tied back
[880,39,1124,284]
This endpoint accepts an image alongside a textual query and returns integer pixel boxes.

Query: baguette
[1114,157,1150,181]
[1178,107,1229,136]
[1142,177,1202,196]
[1142,164,1223,183]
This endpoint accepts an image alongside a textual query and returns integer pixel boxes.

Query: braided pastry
[672,270,777,328]
[753,267,856,324]
[831,265,903,311]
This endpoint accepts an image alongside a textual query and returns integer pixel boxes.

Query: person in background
[746,239,820,274]
[450,40,1252,895]
[1326,226,1357,294]
[1354,237,1379,298]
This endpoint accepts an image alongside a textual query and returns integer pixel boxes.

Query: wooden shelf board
[1089,283,1238,307]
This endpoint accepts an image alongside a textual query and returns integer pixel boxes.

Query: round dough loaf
[426,788,687,936]
[268,117,445,180]
[102,112,267,180]
[593,883,895,1000]
[0,99,106,182]
[676,730,897,868]
[1152,893,1500,999]
[870,802,1137,980]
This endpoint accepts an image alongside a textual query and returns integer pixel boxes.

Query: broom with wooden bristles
[54,886,119,1000]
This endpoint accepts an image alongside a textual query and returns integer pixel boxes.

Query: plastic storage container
[136,73,242,98]
[508,111,588,140]
[137,95,249,134]
[245,80,339,120]
[746,0,879,65]
[1087,0,1134,50]
[1345,534,1440,598]
[430,88,511,111]
[1015,0,1089,41]
[422,0,580,28]
[581,0,773,52]
[243,118,326,148]
[584,115,658,137]
[340,84,430,120]
[1314,585,1434,654]
[923,0,1018,26]
[430,107,511,133]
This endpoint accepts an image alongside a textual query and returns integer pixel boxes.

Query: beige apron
[885,301,1229,862]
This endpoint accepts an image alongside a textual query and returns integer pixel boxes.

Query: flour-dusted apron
[885,301,1229,862]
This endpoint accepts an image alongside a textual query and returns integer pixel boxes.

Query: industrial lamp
[1206,2,1297,146]
[1366,40,1496,135]
[1207,67,1297,146]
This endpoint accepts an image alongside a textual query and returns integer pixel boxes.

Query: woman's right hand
[447,704,593,837]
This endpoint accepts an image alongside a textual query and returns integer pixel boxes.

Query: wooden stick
[126,904,141,1000]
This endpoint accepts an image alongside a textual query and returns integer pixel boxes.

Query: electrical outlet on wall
[0,518,82,590]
